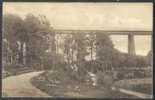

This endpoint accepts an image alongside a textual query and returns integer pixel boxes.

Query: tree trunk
[26,43,30,65]
[23,42,26,65]
[66,49,70,64]
[71,48,74,63]
[10,51,13,64]
[90,45,93,60]
[19,42,24,65]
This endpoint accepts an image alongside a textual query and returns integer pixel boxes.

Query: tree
[24,14,52,67]
[73,33,88,81]
[96,33,114,72]
[3,13,54,69]
[85,33,96,60]
[64,34,74,64]
[74,33,88,63]
[3,14,25,65]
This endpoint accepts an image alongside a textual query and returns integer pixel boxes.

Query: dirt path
[2,71,51,97]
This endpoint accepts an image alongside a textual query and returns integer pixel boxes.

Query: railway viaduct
[54,30,152,55]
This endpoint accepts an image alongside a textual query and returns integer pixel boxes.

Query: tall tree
[24,14,52,66]
[96,33,114,72]
[86,33,96,60]
[64,34,72,64]
[73,33,88,81]
[74,33,88,63]
[3,13,53,66]
[3,14,25,64]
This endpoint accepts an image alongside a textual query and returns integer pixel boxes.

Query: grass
[31,70,138,98]
[2,65,39,79]
[114,78,153,94]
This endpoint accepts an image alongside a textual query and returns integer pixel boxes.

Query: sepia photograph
[2,2,153,98]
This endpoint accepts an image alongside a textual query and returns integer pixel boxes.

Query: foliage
[24,14,52,65]
[96,71,114,88]
[64,34,75,64]
[3,14,24,64]
[85,33,96,60]
[3,14,53,68]
[3,13,151,91]
[96,33,114,71]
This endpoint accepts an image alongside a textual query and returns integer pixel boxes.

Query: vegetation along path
[2,71,51,97]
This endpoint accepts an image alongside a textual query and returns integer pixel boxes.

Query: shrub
[96,71,114,88]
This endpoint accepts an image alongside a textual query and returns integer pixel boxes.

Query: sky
[3,2,153,56]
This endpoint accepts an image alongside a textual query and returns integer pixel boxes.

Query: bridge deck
[54,30,152,35]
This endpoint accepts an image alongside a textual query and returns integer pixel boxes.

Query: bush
[44,65,73,85]
[96,71,114,88]
[3,63,35,76]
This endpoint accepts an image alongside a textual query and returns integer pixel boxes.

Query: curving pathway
[2,71,51,97]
